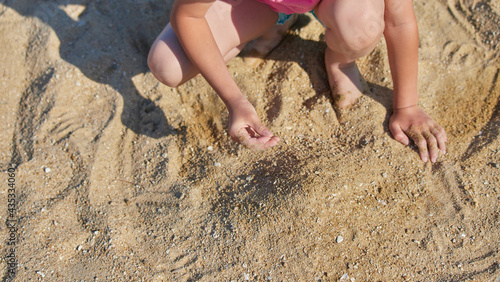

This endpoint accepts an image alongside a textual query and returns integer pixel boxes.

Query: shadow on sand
[3,0,173,138]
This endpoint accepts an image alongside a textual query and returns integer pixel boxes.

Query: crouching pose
[148,0,447,162]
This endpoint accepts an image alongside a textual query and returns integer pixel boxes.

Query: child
[147,0,447,163]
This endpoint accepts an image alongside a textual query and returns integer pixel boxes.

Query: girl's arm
[171,0,242,105]
[383,0,447,162]
[171,0,279,149]
[384,0,419,109]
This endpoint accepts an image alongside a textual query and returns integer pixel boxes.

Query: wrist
[225,95,252,113]
[392,87,418,110]
[393,104,418,111]
[393,92,418,111]
[222,92,246,108]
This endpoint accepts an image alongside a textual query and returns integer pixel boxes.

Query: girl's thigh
[207,0,278,54]
[148,0,278,86]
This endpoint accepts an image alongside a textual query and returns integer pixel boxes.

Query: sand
[0,0,499,280]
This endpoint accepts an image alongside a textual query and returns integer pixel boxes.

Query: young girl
[147,0,447,163]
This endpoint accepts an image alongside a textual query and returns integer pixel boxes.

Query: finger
[423,130,439,163]
[430,125,447,154]
[238,130,255,148]
[239,128,279,150]
[248,123,279,149]
[414,135,429,163]
[231,134,242,143]
[407,127,429,162]
[244,135,279,150]
[389,122,410,146]
[253,123,273,138]
[231,129,247,144]
[259,135,280,150]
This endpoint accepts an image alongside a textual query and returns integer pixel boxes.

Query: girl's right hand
[227,98,280,150]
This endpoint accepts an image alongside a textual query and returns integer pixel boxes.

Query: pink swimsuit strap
[255,0,321,14]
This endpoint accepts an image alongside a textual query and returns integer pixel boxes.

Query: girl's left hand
[389,105,447,162]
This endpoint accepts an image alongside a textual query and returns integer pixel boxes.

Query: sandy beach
[1,0,499,280]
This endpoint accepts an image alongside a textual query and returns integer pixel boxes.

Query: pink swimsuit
[256,0,321,14]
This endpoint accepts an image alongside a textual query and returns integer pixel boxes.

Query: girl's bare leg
[314,0,385,108]
[148,0,278,87]
[242,14,298,68]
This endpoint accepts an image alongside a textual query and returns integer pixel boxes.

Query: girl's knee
[316,0,384,56]
[148,23,197,87]
[147,43,185,88]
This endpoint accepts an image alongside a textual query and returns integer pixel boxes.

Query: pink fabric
[256,0,321,14]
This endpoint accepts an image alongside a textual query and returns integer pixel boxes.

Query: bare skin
[242,14,298,68]
[383,0,447,162]
[314,0,446,162]
[327,61,364,108]
[148,0,280,150]
[148,0,447,162]
[390,105,447,162]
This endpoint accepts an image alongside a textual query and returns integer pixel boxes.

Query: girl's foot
[242,14,298,67]
[326,59,366,109]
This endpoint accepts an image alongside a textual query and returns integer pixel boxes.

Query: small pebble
[207,146,213,151]
[36,271,45,278]
[214,162,221,167]
[44,167,51,173]
[336,235,344,243]
[339,273,349,281]
[76,245,82,251]
[378,200,387,205]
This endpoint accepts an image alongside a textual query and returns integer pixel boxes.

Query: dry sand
[0,0,499,280]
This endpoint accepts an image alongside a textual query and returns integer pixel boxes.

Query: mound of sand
[0,0,499,280]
